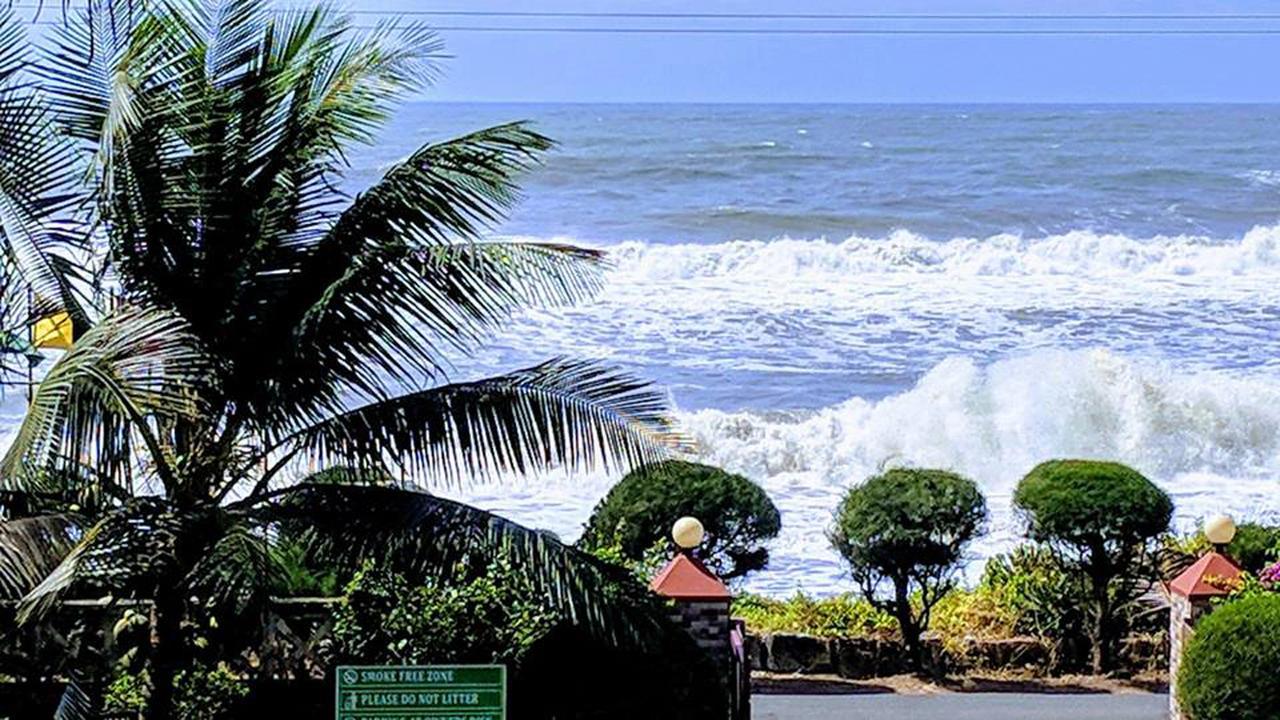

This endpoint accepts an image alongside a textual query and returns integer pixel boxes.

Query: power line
[11,5,1280,21]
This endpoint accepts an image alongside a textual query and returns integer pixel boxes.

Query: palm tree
[0,1,680,716]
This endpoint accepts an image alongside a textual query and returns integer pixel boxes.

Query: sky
[15,0,1280,103]
[368,0,1280,103]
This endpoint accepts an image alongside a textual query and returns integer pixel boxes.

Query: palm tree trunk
[147,592,185,720]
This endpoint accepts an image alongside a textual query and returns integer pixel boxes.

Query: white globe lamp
[1204,514,1237,547]
[672,516,705,550]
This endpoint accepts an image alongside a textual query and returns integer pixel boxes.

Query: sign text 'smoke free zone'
[335,665,506,720]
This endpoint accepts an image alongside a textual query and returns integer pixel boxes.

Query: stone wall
[670,600,731,656]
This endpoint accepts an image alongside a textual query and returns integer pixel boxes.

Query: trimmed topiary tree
[580,460,781,580]
[1013,459,1172,674]
[1178,594,1280,720]
[829,468,988,670]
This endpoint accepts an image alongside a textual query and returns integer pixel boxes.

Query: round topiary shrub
[1015,460,1172,546]
[1178,594,1280,720]
[829,467,987,668]
[580,460,781,580]
[1013,459,1173,673]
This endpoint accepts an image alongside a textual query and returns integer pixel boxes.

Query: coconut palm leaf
[221,124,557,426]
[260,359,678,491]
[17,499,183,623]
[259,483,665,645]
[0,306,207,497]
[183,519,284,615]
[251,239,607,430]
[0,6,90,323]
[53,675,100,720]
[0,514,79,598]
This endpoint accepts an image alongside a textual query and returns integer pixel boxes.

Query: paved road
[754,693,1168,720]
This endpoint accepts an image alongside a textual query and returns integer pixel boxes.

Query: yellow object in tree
[32,311,74,350]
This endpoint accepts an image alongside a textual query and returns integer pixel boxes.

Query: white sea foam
[445,349,1280,596]
[600,225,1280,281]
[675,349,1280,594]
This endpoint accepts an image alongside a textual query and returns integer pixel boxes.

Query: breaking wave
[599,224,1280,281]
[677,349,1280,594]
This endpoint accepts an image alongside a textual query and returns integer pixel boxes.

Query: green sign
[335,665,506,720]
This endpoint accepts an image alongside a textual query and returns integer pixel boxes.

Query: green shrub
[829,468,987,668]
[104,663,247,720]
[928,586,1020,655]
[732,592,897,638]
[1178,594,1280,720]
[580,460,781,580]
[332,558,558,665]
[271,536,343,597]
[175,663,249,720]
[1014,459,1172,673]
[332,559,726,719]
[1169,523,1280,575]
[982,544,1087,641]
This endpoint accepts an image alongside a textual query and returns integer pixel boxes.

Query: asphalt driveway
[753,692,1168,720]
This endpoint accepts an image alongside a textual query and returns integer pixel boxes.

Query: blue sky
[365,0,1280,103]
[16,0,1280,102]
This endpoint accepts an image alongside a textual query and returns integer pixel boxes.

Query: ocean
[404,103,1280,595]
[15,102,1280,596]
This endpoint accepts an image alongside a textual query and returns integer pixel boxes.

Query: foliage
[104,663,247,720]
[584,533,671,583]
[270,537,343,598]
[981,544,1088,644]
[1167,523,1280,575]
[0,2,684,716]
[1013,460,1171,673]
[733,588,1019,657]
[928,586,1020,655]
[332,558,726,720]
[1178,594,1280,720]
[579,460,781,580]
[103,672,148,715]
[331,559,560,665]
[829,468,987,668]
[732,592,897,638]
[1014,461,1173,548]
[1214,562,1280,602]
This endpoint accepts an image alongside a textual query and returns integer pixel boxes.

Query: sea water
[406,103,1280,595]
[12,103,1280,595]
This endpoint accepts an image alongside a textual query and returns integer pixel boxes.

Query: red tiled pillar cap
[1169,551,1243,600]
[650,553,730,601]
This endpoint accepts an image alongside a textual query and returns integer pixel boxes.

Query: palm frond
[17,499,182,623]
[265,358,679,490]
[0,514,78,599]
[320,122,552,251]
[0,306,208,497]
[53,675,100,720]
[253,241,608,427]
[260,484,665,645]
[222,123,555,422]
[184,520,283,615]
[0,7,91,322]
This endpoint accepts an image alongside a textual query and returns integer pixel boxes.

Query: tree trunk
[146,592,185,720]
[892,580,924,672]
[1087,566,1112,675]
